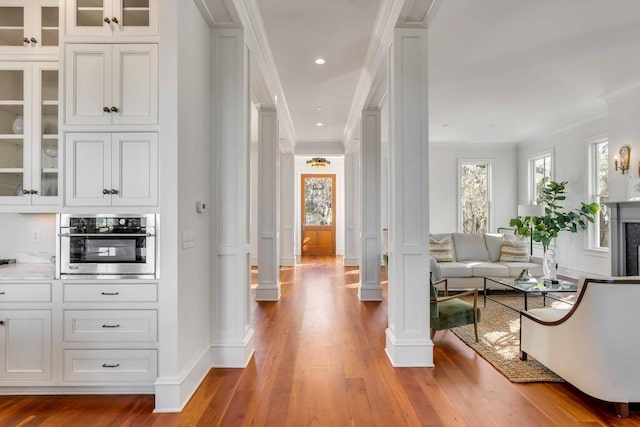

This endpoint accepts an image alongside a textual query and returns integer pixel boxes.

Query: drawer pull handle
[102,324,120,328]
[102,363,120,368]
[100,292,119,296]
[0,292,5,295]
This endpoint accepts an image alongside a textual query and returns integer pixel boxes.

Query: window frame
[457,159,494,234]
[528,149,554,205]
[586,135,609,252]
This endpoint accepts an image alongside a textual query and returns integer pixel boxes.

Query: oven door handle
[58,233,155,237]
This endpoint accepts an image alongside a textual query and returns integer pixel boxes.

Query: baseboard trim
[211,328,255,368]
[384,328,434,367]
[343,256,359,266]
[280,256,296,266]
[255,286,281,301]
[358,285,383,301]
[0,385,154,395]
[154,346,212,413]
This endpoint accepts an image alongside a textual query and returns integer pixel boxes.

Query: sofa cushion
[497,262,543,276]
[484,233,503,262]
[429,233,454,262]
[452,233,490,261]
[439,262,473,278]
[463,261,510,277]
[499,235,530,262]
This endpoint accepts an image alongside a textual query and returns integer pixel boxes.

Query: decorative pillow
[484,233,504,262]
[429,235,454,262]
[451,233,490,262]
[499,235,530,262]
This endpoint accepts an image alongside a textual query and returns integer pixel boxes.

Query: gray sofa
[430,232,543,289]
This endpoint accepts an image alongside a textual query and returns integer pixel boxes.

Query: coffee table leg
[524,293,528,311]
[483,278,487,307]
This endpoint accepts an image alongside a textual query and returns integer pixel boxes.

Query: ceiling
[206,0,640,148]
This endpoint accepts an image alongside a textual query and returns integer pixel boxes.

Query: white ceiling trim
[601,80,640,104]
[295,141,345,155]
[342,0,442,151]
[232,0,297,153]
[196,0,242,28]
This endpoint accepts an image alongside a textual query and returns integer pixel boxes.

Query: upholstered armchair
[520,277,640,417]
[430,270,481,342]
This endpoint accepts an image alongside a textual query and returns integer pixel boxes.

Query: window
[529,151,553,205]
[589,138,609,249]
[459,161,492,234]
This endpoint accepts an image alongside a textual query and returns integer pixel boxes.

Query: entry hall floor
[0,256,637,426]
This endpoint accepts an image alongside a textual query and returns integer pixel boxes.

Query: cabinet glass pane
[122,0,149,27]
[41,7,59,46]
[42,105,58,135]
[0,106,24,135]
[40,171,58,197]
[0,70,24,101]
[41,70,58,102]
[76,0,105,27]
[0,173,24,196]
[0,7,25,47]
[0,139,24,168]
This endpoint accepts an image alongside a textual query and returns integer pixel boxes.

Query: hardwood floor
[0,256,638,426]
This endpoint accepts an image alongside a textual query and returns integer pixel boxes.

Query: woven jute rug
[450,293,573,383]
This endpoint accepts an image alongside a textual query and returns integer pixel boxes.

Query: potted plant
[509,181,600,252]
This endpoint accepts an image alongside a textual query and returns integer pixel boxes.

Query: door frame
[301,173,336,256]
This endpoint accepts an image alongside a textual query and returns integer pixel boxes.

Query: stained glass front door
[301,174,336,256]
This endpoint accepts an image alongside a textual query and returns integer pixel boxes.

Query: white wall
[0,213,56,259]
[295,155,345,256]
[176,0,211,378]
[429,143,518,233]
[517,115,610,277]
[608,90,640,201]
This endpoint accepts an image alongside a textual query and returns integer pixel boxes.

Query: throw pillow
[451,233,490,262]
[499,235,530,262]
[484,233,504,262]
[429,235,454,262]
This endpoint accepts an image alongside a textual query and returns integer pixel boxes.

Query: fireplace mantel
[606,201,640,276]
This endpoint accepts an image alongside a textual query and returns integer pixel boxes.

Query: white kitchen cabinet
[65,132,158,206]
[0,309,52,382]
[64,349,157,383]
[65,43,158,126]
[0,62,59,205]
[64,310,157,342]
[0,0,59,56]
[66,0,158,38]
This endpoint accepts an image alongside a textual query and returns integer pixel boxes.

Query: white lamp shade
[518,204,545,217]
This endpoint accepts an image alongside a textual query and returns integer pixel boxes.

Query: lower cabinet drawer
[63,283,157,302]
[64,310,157,342]
[64,349,157,382]
[0,283,51,302]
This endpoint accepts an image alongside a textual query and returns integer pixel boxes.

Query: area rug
[450,294,572,383]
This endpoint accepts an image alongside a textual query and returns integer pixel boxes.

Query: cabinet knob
[23,38,30,44]
[0,320,4,326]
[110,106,119,113]
[30,190,38,195]
[30,37,38,44]
[112,17,119,24]
[23,189,30,195]
[110,189,119,195]
[103,106,111,113]
[103,189,110,195]
[104,17,111,24]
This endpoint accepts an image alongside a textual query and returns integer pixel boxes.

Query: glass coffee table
[483,276,578,311]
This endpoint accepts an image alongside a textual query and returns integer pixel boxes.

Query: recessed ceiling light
[316,122,324,127]
[490,124,496,127]
[442,123,449,127]
[314,58,326,65]
[316,107,323,111]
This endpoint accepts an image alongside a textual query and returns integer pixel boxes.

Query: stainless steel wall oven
[59,214,157,278]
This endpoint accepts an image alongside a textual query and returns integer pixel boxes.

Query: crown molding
[195,0,241,28]
[517,112,607,146]
[600,80,640,104]
[232,0,297,153]
[397,0,442,29]
[294,141,345,155]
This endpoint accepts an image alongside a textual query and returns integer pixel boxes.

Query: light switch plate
[182,231,195,249]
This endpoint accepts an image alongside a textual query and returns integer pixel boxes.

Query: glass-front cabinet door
[0,1,59,55]
[0,62,59,206]
[67,0,157,37]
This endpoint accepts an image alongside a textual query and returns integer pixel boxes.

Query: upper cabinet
[0,0,59,56]
[65,43,158,126]
[0,62,59,206]
[66,0,158,38]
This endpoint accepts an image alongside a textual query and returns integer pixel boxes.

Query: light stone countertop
[0,263,56,280]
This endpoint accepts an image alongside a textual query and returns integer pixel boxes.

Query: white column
[256,108,280,301]
[210,28,254,367]
[359,110,382,301]
[385,28,432,367]
[343,148,360,266]
[280,152,296,266]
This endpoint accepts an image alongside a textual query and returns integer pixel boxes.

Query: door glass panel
[0,173,23,197]
[304,177,333,226]
[41,7,59,46]
[0,139,24,168]
[122,0,150,27]
[0,7,24,47]
[40,70,59,198]
[0,70,24,101]
[76,0,105,27]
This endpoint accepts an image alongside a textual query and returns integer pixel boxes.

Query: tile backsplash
[0,213,56,260]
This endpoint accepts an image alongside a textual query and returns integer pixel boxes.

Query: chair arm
[433,277,448,296]
[434,288,477,303]
[520,309,569,326]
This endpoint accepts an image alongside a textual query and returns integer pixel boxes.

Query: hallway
[0,257,636,425]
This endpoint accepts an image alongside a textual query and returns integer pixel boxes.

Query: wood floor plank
[0,256,638,426]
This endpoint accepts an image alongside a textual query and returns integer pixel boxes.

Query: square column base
[385,328,433,367]
[358,285,383,301]
[211,328,255,368]
[255,286,281,301]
